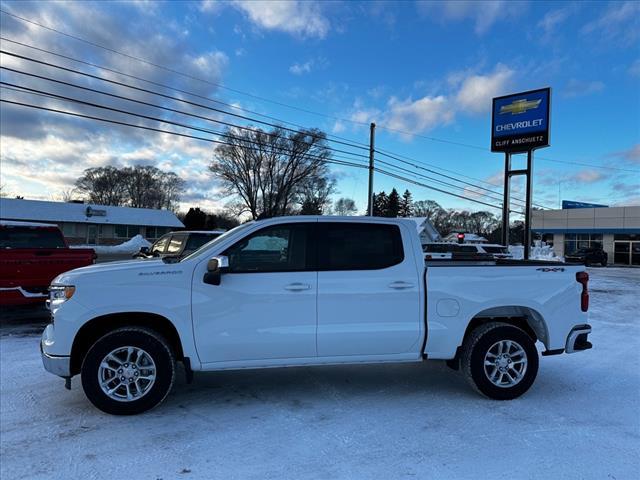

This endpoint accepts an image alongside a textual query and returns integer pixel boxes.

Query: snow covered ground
[1,268,638,480]
[70,234,151,254]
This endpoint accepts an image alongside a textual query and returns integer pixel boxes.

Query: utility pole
[501,152,511,247]
[367,122,376,216]
[523,150,534,260]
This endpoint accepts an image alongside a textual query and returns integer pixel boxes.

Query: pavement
[0,267,638,480]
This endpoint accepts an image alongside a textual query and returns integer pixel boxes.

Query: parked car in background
[565,246,608,266]
[423,242,512,260]
[0,221,96,305]
[133,230,225,259]
[42,216,592,414]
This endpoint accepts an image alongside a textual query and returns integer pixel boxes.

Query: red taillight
[425,254,432,260]
[576,271,589,312]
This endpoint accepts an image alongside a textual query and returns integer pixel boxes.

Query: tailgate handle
[284,283,311,291]
[389,281,414,290]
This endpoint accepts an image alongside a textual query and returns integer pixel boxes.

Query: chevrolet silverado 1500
[41,216,592,415]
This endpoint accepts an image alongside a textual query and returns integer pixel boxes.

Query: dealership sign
[491,88,550,153]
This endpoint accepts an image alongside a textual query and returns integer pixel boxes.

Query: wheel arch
[462,305,549,350]
[70,312,184,376]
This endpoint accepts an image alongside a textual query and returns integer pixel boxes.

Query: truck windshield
[179,223,254,262]
[0,227,66,249]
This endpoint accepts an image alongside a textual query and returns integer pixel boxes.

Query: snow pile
[509,242,562,261]
[70,234,151,254]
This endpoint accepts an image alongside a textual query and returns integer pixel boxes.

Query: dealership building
[532,203,640,266]
[0,198,184,245]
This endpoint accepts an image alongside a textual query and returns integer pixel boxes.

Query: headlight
[49,285,75,305]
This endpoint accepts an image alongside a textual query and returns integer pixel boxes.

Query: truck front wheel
[461,322,538,400]
[80,327,176,415]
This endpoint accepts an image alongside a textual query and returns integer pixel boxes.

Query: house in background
[406,217,441,245]
[0,198,184,245]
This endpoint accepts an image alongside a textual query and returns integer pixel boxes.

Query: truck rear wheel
[461,322,538,400]
[81,327,175,415]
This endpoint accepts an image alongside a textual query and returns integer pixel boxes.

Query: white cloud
[581,1,640,46]
[611,144,640,165]
[629,59,640,78]
[455,64,514,113]
[563,79,605,98]
[288,57,328,75]
[232,1,330,39]
[385,95,454,136]
[569,169,609,184]
[415,0,522,35]
[537,4,578,43]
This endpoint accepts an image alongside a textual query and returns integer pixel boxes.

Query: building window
[61,223,76,236]
[564,233,603,254]
[115,225,141,238]
[145,226,170,239]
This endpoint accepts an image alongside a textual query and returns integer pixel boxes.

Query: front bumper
[565,324,592,353]
[40,338,71,378]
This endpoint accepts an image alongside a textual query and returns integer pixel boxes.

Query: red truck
[0,221,96,306]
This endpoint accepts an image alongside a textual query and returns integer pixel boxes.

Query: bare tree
[334,197,357,216]
[209,126,333,219]
[75,166,127,206]
[75,165,184,209]
[297,176,336,215]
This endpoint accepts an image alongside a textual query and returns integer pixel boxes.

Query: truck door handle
[284,283,311,291]
[388,281,414,290]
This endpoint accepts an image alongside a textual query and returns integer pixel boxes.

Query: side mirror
[203,255,229,286]
[139,246,150,255]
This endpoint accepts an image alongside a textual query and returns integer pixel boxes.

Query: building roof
[0,198,184,228]
[405,217,442,242]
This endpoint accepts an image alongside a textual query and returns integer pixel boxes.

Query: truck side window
[319,223,404,271]
[151,235,170,255]
[166,234,186,254]
[224,223,313,273]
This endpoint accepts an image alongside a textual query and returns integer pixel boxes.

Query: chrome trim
[40,341,71,377]
[565,326,592,354]
[0,286,47,298]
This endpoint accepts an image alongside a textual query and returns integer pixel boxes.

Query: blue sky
[0,0,638,215]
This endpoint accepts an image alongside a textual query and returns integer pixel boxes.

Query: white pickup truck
[41,216,592,415]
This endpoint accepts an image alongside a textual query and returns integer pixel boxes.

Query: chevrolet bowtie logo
[499,98,542,115]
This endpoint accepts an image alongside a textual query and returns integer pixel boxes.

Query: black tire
[461,322,538,400]
[81,327,175,415]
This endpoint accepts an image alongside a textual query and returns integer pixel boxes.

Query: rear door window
[319,223,404,271]
[185,233,220,252]
[0,227,66,248]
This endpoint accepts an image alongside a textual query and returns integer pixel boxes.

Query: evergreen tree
[183,207,207,230]
[372,191,388,216]
[399,189,413,217]
[386,188,401,217]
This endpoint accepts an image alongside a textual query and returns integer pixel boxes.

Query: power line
[0,36,373,151]
[2,96,510,211]
[375,149,549,210]
[0,85,368,168]
[0,55,538,208]
[0,49,370,159]
[0,68,369,164]
[1,13,634,174]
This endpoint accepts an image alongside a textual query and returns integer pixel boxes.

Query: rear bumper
[565,324,592,353]
[40,337,71,378]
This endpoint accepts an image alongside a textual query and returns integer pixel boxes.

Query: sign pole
[367,122,376,216]
[501,152,511,247]
[523,149,534,260]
